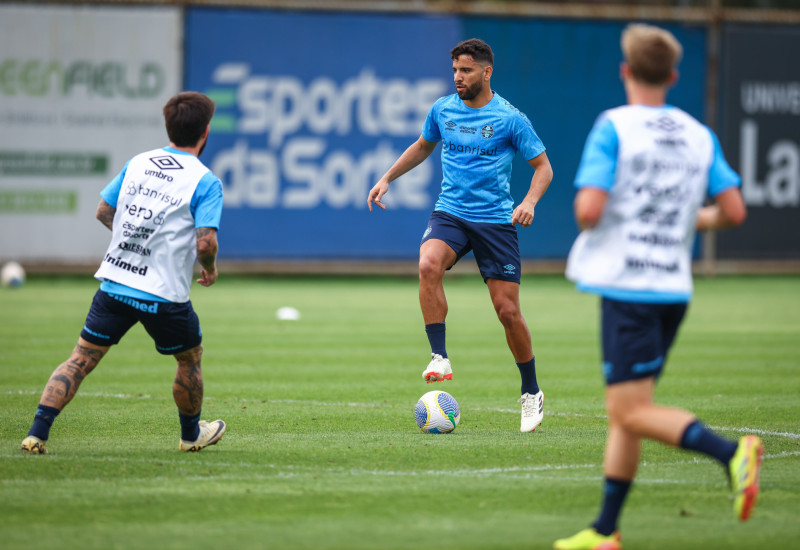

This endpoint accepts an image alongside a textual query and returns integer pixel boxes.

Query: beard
[198,135,208,157]
[457,80,483,101]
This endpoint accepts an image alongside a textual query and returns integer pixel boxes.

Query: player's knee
[494,301,521,328]
[607,400,643,431]
[418,255,445,281]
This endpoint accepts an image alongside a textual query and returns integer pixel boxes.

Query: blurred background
[1,0,798,276]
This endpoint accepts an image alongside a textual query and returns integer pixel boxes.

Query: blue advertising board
[186,9,707,260]
[186,9,460,259]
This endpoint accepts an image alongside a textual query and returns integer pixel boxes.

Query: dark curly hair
[450,38,494,66]
[163,92,216,147]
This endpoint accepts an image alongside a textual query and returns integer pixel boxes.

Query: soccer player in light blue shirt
[21,92,227,456]
[556,24,762,550]
[368,39,553,433]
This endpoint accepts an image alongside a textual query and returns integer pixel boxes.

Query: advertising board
[0,5,182,263]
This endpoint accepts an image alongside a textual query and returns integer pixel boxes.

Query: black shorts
[421,210,522,283]
[601,298,687,385]
[80,290,202,355]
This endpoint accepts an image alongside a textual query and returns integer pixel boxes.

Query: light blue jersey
[422,93,546,223]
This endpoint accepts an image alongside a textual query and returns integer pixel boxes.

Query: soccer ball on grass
[1,261,25,288]
[415,390,460,433]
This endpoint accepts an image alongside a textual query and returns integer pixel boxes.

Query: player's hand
[197,268,218,287]
[367,181,389,212]
[512,202,535,227]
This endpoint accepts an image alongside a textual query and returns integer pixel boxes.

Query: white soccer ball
[415,390,461,434]
[1,261,25,288]
[276,306,300,321]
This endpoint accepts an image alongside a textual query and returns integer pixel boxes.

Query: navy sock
[592,477,632,536]
[179,412,201,442]
[679,420,738,465]
[425,323,447,358]
[516,357,539,395]
[28,404,60,441]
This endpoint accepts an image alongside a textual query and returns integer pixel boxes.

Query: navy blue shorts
[601,298,687,385]
[80,290,202,355]
[421,210,521,283]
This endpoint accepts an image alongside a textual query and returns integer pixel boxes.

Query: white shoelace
[519,394,538,416]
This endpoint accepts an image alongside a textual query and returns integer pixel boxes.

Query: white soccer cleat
[179,419,226,452]
[422,353,452,383]
[519,390,544,432]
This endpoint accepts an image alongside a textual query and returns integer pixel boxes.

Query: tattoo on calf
[174,360,204,415]
[45,374,72,399]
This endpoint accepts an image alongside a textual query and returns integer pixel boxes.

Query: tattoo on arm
[196,227,218,272]
[96,201,116,230]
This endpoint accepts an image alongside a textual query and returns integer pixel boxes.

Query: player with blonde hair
[554,24,763,550]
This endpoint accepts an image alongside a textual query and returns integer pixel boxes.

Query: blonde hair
[621,24,683,86]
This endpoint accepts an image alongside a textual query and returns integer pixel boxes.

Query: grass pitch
[1,274,799,549]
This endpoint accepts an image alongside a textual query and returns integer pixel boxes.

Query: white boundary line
[3,451,799,483]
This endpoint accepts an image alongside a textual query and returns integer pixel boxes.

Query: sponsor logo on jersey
[118,242,152,256]
[143,169,174,183]
[149,155,184,170]
[442,141,497,156]
[627,232,683,247]
[103,253,149,276]
[625,256,679,273]
[655,136,687,147]
[646,115,683,133]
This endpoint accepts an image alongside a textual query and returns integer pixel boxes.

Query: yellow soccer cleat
[554,528,621,550]
[729,435,764,521]
[21,435,48,455]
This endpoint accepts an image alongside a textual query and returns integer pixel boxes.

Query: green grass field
[1,274,799,549]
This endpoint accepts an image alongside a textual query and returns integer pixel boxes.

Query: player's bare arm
[96,199,116,230]
[512,152,554,227]
[573,186,610,230]
[368,136,438,211]
[196,227,219,286]
[696,187,747,231]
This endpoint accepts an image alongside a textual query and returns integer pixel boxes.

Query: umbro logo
[503,263,516,274]
[445,121,457,127]
[149,155,184,170]
[646,116,683,133]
